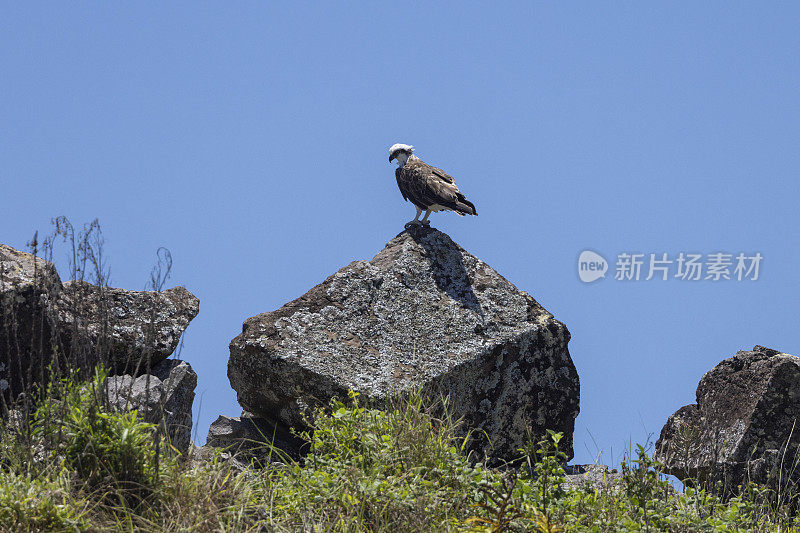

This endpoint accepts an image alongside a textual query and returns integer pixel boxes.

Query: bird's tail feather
[455,198,477,216]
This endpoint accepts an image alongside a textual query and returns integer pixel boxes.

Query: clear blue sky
[3,3,799,465]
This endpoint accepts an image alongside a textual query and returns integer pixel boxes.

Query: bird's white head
[388,143,414,168]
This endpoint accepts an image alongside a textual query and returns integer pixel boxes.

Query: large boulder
[106,359,197,454]
[655,346,800,491]
[228,226,579,463]
[0,242,199,399]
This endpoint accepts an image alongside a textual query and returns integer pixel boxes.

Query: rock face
[228,226,580,462]
[55,280,199,375]
[107,359,197,454]
[655,346,800,490]
[0,244,61,395]
[0,242,199,399]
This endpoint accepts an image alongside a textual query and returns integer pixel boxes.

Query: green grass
[1,375,799,532]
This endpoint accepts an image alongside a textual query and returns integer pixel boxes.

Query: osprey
[389,143,477,228]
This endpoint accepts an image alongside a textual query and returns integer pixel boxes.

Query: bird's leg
[420,209,432,226]
[404,206,423,228]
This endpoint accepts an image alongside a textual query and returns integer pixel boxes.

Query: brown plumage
[395,156,477,216]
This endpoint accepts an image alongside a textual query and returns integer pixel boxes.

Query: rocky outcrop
[0,242,199,399]
[228,226,579,463]
[655,346,800,491]
[107,359,197,454]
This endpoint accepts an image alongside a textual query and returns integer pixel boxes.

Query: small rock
[0,242,199,399]
[563,464,623,492]
[206,412,305,462]
[106,359,197,454]
[0,244,61,397]
[55,280,199,375]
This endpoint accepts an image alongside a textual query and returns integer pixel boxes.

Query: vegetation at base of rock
[2,376,800,531]
[34,368,161,505]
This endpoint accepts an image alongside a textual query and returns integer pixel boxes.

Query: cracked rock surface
[228,226,580,462]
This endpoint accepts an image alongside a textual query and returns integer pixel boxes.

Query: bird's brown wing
[396,158,477,215]
[430,166,456,185]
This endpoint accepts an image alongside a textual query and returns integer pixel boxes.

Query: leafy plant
[271,389,487,532]
[32,367,160,505]
[620,443,672,531]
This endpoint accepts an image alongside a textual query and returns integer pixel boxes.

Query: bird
[389,143,477,228]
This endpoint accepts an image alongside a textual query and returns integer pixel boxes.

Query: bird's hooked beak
[389,152,396,163]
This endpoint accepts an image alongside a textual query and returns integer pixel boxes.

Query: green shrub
[270,390,488,532]
[32,368,160,505]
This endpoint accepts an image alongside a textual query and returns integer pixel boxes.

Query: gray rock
[188,443,250,473]
[0,244,61,397]
[0,242,199,399]
[655,346,800,491]
[563,464,623,492]
[54,280,199,375]
[228,226,580,463]
[106,359,197,454]
[0,244,60,292]
[206,412,305,462]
